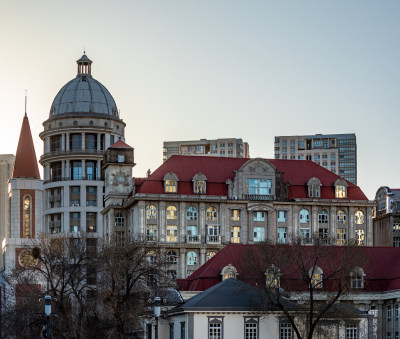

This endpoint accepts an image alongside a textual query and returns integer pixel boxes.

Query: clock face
[19,249,38,268]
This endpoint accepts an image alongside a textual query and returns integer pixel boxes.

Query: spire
[12,115,40,179]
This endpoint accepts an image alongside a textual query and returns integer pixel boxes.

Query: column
[81,132,85,150]
[66,133,70,151]
[61,134,65,151]
[247,208,253,243]
[97,160,101,180]
[61,161,65,180]
[180,202,186,243]
[219,203,225,243]
[199,203,206,243]
[367,207,373,246]
[82,160,85,180]
[312,205,318,234]
[330,206,337,238]
[293,205,299,237]
[180,249,186,279]
[97,133,101,151]
[200,248,206,266]
[159,202,166,242]
[349,207,355,241]
[105,134,110,149]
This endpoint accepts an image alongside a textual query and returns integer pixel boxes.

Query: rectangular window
[244,320,258,339]
[246,179,272,195]
[278,227,287,243]
[280,322,293,339]
[253,211,265,222]
[86,212,96,232]
[300,228,311,243]
[388,305,392,322]
[337,228,347,245]
[180,322,185,339]
[165,180,177,193]
[86,186,97,206]
[319,228,328,242]
[166,225,178,242]
[208,318,223,339]
[70,161,82,180]
[70,186,80,206]
[277,210,287,222]
[146,225,157,241]
[388,333,392,339]
[355,229,365,245]
[394,237,400,247]
[70,212,80,232]
[115,231,125,247]
[169,323,174,339]
[254,227,265,242]
[231,209,241,221]
[194,180,206,194]
[231,226,241,243]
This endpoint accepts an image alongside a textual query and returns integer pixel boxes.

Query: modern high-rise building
[274,133,357,184]
[163,138,249,162]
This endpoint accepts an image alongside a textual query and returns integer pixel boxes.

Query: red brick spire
[12,115,40,179]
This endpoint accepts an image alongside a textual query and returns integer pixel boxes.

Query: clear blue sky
[0,1,399,199]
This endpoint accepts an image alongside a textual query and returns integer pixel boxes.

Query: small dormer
[193,172,207,194]
[163,172,179,193]
[334,179,348,199]
[221,264,238,280]
[307,177,321,198]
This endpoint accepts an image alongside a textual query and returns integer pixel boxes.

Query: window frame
[244,317,259,339]
[208,317,223,339]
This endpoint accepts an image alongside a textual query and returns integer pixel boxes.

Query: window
[117,155,124,163]
[50,135,62,152]
[86,161,97,180]
[308,177,321,198]
[300,209,310,223]
[277,227,287,243]
[70,212,80,232]
[388,333,392,339]
[277,210,287,222]
[206,207,217,221]
[355,210,364,224]
[231,226,241,243]
[319,228,328,241]
[194,180,206,194]
[146,205,157,219]
[300,228,311,243]
[310,267,323,288]
[23,195,32,238]
[169,323,174,339]
[337,228,347,245]
[146,225,157,241]
[355,229,365,245]
[394,223,400,231]
[70,160,82,180]
[335,185,347,198]
[166,225,177,242]
[351,268,364,289]
[394,237,400,247]
[180,322,185,339]
[86,212,96,232]
[246,179,272,195]
[187,225,198,236]
[337,210,347,224]
[86,186,97,206]
[318,210,328,224]
[114,213,125,226]
[187,251,197,265]
[254,227,265,242]
[266,266,280,289]
[280,322,293,339]
[167,250,177,264]
[166,206,177,219]
[165,179,177,193]
[208,317,223,339]
[147,251,157,265]
[253,211,265,221]
[231,209,240,221]
[244,318,258,339]
[115,231,125,247]
[388,305,392,322]
[187,206,197,220]
[206,251,216,261]
[70,133,82,150]
[221,264,238,280]
[346,324,358,339]
[70,186,80,206]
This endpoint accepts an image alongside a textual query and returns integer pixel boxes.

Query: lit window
[318,210,328,224]
[335,184,347,198]
[230,226,241,243]
[266,266,280,289]
[300,209,310,223]
[253,211,265,221]
[350,268,365,289]
[277,228,287,243]
[166,225,177,242]
[166,206,177,219]
[187,206,197,220]
[187,251,197,265]
[254,227,265,242]
[231,209,240,221]
[166,250,178,264]
[355,229,365,245]
[221,264,238,280]
[337,228,347,245]
[206,251,216,261]
[23,195,32,238]
[310,267,323,288]
[165,179,177,193]
[337,210,347,224]
[206,207,217,221]
[146,205,157,219]
[246,179,272,195]
[355,210,364,224]
[194,180,206,194]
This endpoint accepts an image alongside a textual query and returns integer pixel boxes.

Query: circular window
[73,120,78,126]
[59,122,63,127]
[89,121,94,126]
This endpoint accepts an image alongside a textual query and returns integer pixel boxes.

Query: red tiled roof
[137,155,367,200]
[178,244,400,293]
[110,140,133,149]
[12,115,40,179]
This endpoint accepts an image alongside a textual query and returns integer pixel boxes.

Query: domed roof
[49,54,119,118]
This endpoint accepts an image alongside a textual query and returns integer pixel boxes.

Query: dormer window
[335,179,348,198]
[307,177,321,198]
[350,268,365,289]
[221,264,238,280]
[193,172,207,194]
[265,265,280,289]
[310,266,323,288]
[163,172,179,193]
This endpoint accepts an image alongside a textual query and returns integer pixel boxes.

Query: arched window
[307,177,321,198]
[164,171,178,193]
[193,172,207,194]
[114,213,125,226]
[146,205,157,219]
[350,267,365,289]
[265,265,280,289]
[337,210,347,224]
[221,264,238,280]
[355,210,364,224]
[318,210,328,224]
[206,251,216,261]
[300,209,310,223]
[23,195,32,238]
[310,266,323,288]
[187,251,198,265]
[166,250,178,265]
[206,207,217,221]
[335,179,347,199]
[147,250,157,265]
[187,206,197,221]
[166,206,177,220]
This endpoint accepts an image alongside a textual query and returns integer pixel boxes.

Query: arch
[337,210,347,224]
[355,210,364,224]
[221,264,238,280]
[307,177,321,198]
[166,206,177,220]
[206,206,217,221]
[146,205,157,219]
[299,209,310,223]
[166,250,178,265]
[187,251,198,266]
[146,250,157,265]
[23,195,32,238]
[187,206,197,221]
[318,209,328,224]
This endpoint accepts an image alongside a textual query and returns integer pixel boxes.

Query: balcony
[207,235,221,244]
[40,149,105,162]
[243,194,275,201]
[186,235,201,244]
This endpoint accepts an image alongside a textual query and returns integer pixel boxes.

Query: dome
[49,54,119,118]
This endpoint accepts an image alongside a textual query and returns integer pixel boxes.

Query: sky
[0,1,399,200]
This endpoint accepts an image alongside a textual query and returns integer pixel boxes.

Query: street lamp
[44,275,51,338]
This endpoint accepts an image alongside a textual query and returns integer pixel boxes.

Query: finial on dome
[76,53,92,77]
[24,90,27,117]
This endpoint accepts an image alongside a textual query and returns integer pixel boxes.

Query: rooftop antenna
[24,90,27,117]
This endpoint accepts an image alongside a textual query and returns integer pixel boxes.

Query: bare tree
[239,234,367,339]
